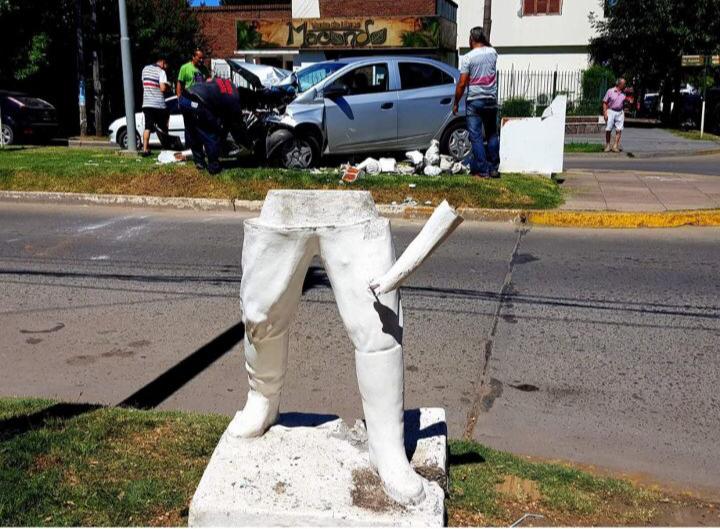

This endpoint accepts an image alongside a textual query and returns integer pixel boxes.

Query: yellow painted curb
[527,210,720,228]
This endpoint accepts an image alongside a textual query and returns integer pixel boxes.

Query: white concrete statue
[230,190,462,506]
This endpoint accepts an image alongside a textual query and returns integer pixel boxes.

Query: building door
[323,62,398,153]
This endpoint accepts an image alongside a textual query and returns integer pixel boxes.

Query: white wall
[457,0,602,71]
[497,52,590,71]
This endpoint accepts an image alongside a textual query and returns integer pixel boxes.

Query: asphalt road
[565,152,720,176]
[1,203,719,497]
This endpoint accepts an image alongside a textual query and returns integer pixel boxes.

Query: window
[296,62,346,92]
[333,64,389,96]
[523,0,561,15]
[399,62,454,90]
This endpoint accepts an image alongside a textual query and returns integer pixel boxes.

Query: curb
[2,190,719,229]
[565,147,720,160]
[527,209,720,228]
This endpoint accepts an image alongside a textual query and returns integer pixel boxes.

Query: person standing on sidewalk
[453,26,500,178]
[603,78,627,152]
[140,57,170,157]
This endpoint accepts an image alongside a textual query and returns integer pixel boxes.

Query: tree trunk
[90,0,103,137]
[483,0,492,40]
[75,0,87,136]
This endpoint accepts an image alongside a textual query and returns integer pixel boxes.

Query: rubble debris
[423,165,443,177]
[451,161,470,175]
[357,157,381,175]
[396,163,416,175]
[439,155,454,172]
[378,157,397,173]
[341,165,364,183]
[424,139,440,166]
[157,149,192,164]
[405,150,424,166]
[408,183,417,188]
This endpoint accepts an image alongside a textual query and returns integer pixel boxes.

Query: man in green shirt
[176,49,210,97]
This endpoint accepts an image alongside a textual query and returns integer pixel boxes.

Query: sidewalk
[561,170,720,211]
[566,127,720,156]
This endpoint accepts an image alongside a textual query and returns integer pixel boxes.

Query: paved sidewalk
[566,127,720,156]
[561,170,720,211]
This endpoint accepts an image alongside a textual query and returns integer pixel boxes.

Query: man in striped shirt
[140,57,170,156]
[453,27,500,178]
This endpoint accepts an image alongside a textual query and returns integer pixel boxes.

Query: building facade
[195,0,459,71]
[456,0,602,71]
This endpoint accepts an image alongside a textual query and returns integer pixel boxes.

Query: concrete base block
[189,408,447,527]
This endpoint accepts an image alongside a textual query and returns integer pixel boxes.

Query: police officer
[180,77,258,175]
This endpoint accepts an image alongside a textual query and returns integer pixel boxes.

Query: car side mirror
[324,83,349,99]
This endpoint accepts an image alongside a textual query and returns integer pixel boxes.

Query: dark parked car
[0,90,58,145]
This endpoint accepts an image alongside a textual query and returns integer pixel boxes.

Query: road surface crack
[463,227,529,439]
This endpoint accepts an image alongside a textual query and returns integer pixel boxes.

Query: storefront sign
[236,17,455,50]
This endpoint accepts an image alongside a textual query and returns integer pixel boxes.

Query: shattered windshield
[295,62,345,93]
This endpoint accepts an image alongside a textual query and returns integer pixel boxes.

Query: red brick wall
[319,0,437,17]
[195,5,291,58]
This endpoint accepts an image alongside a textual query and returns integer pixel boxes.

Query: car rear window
[399,63,454,90]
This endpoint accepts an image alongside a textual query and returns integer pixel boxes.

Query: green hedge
[501,98,534,118]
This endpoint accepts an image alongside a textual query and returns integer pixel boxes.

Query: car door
[396,62,456,150]
[323,62,398,153]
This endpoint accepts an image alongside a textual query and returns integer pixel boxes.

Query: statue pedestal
[189,408,447,527]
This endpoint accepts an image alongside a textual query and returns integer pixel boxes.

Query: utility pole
[90,0,103,137]
[483,0,492,40]
[118,0,137,152]
[75,0,87,136]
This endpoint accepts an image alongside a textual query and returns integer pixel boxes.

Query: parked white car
[108,96,186,150]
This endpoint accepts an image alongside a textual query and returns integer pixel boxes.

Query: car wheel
[1,123,14,146]
[442,122,472,161]
[117,127,141,150]
[279,135,317,169]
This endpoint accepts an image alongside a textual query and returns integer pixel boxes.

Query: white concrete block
[189,408,447,527]
[499,95,567,176]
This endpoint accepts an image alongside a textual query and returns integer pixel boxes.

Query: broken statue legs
[226,332,288,439]
[356,345,425,505]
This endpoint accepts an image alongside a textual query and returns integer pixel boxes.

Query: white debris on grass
[424,139,441,166]
[378,157,397,173]
[439,154,454,172]
[423,165,443,177]
[356,157,381,174]
[405,150,424,166]
[157,149,192,164]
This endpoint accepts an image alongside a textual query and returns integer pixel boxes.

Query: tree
[483,0,492,40]
[589,0,720,124]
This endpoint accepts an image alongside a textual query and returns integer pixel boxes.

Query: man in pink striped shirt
[453,27,499,178]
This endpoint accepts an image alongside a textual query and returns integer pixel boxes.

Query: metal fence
[497,68,612,115]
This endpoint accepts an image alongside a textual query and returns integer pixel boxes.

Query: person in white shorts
[603,78,627,152]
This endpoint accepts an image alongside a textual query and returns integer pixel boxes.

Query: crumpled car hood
[226,59,291,89]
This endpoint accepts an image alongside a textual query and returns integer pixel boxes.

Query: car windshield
[295,62,345,93]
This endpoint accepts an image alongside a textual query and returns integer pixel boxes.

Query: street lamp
[118,0,137,152]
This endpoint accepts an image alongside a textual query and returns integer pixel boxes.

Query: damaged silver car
[231,57,472,169]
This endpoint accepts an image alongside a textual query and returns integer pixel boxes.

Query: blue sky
[190,0,220,5]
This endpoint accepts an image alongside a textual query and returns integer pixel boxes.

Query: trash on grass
[408,183,417,188]
[451,161,470,175]
[396,163,416,175]
[341,165,364,183]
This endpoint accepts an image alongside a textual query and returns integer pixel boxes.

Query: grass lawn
[2,397,717,526]
[668,129,720,143]
[564,142,605,153]
[0,147,562,210]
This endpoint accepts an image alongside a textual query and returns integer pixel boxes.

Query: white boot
[227,332,288,438]
[355,346,425,505]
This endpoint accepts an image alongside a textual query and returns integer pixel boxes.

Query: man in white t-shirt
[140,57,170,156]
[453,27,499,178]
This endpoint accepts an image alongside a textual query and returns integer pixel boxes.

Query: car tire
[116,127,141,151]
[441,120,472,161]
[278,134,319,169]
[1,123,14,146]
